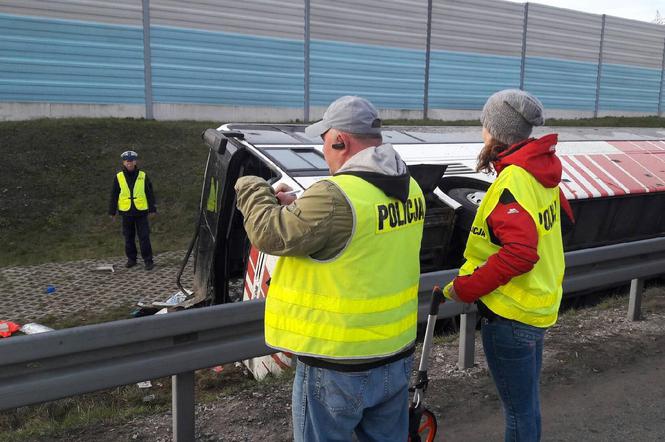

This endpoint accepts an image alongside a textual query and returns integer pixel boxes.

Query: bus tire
[447,187,485,231]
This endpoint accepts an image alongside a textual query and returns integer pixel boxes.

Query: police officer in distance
[109,150,156,270]
[234,96,425,441]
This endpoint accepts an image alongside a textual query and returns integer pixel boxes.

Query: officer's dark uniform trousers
[122,214,152,263]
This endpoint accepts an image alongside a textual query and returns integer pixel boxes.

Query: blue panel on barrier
[310,40,425,109]
[0,13,145,104]
[1,12,663,115]
[428,50,521,110]
[150,26,304,107]
[662,76,665,114]
[599,63,662,113]
[524,57,598,111]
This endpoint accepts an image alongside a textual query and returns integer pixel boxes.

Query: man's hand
[149,212,157,219]
[274,182,297,206]
[110,215,116,222]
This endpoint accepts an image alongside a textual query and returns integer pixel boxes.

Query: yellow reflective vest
[460,165,565,327]
[117,171,148,212]
[265,174,425,359]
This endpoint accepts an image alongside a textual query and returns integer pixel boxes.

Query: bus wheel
[447,187,486,231]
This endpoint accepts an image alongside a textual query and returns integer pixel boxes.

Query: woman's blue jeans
[481,317,546,442]
[292,356,412,442]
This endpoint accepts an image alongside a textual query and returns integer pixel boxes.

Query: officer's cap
[121,150,138,161]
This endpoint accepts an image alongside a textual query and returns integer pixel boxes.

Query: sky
[505,0,663,23]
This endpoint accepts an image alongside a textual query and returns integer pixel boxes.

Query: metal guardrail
[1,237,664,439]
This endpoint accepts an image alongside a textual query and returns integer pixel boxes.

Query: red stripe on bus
[249,246,260,265]
[560,160,594,198]
[246,258,256,285]
[558,177,576,199]
[247,248,260,284]
[566,155,610,197]
[261,268,270,298]
[270,354,291,370]
[577,155,627,196]
[628,153,665,191]
[591,155,648,194]
[643,141,665,152]
[610,141,644,153]
[606,153,661,192]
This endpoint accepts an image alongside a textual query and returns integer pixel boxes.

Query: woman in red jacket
[445,89,574,442]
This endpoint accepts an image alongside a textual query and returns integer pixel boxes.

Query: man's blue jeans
[292,355,413,442]
[481,317,546,442]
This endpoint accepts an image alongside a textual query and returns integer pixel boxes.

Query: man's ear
[332,132,350,150]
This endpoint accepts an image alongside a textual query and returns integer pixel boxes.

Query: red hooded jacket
[453,134,574,303]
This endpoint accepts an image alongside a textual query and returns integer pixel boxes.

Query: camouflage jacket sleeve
[234,176,353,259]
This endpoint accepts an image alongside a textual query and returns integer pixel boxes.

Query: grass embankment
[0,119,216,266]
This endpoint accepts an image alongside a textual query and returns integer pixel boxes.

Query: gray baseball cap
[305,96,382,138]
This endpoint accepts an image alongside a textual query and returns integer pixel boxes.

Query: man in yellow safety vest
[234,96,425,441]
[109,150,157,270]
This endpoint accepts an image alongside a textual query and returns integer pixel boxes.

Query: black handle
[428,286,445,316]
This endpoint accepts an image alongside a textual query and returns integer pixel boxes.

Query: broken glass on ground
[151,289,193,307]
[21,323,55,334]
[94,264,115,273]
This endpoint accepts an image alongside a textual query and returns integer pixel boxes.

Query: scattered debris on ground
[20,323,54,335]
[0,321,20,338]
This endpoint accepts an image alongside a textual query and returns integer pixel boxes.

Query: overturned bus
[178,124,665,378]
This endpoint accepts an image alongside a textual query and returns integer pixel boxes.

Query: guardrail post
[458,310,477,369]
[628,278,644,321]
[172,371,195,441]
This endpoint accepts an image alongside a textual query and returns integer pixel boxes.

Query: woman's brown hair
[476,137,508,174]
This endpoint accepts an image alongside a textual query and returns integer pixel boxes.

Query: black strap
[298,346,415,372]
[476,300,502,322]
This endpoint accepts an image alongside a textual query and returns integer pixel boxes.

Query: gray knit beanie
[480,89,545,146]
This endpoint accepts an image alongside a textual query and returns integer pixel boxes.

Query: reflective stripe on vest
[460,165,565,328]
[265,174,425,359]
[117,171,148,212]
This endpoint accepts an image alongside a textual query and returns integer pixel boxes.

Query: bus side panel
[242,247,292,379]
